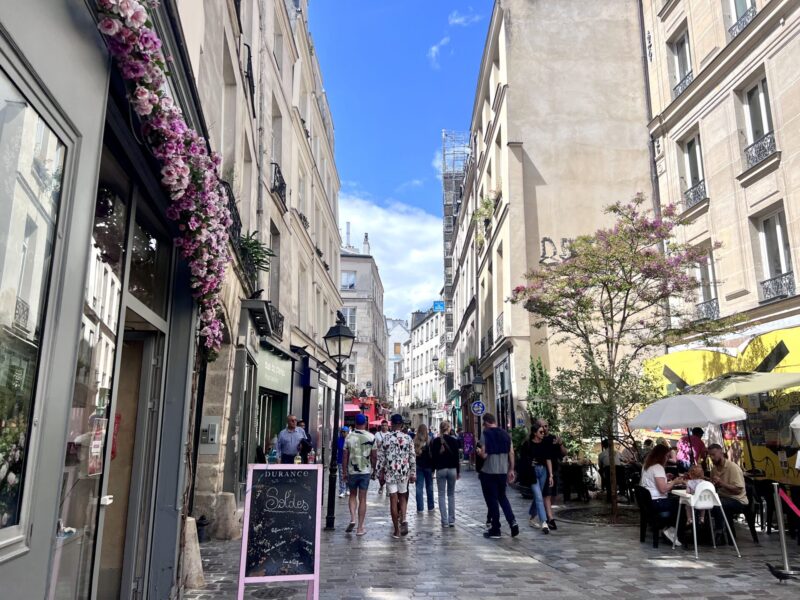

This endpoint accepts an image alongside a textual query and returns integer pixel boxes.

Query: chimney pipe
[346,222,351,247]
[363,233,370,255]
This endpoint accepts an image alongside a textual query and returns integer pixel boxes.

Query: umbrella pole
[741,419,756,472]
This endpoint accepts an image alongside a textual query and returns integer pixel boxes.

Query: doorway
[96,322,164,600]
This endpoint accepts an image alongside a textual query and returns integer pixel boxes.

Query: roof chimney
[363,233,370,255]
[346,222,351,247]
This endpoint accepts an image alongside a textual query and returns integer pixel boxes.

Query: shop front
[0,2,204,598]
[253,342,293,464]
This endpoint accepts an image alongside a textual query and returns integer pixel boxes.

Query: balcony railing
[672,70,693,98]
[486,326,494,350]
[683,179,708,210]
[744,131,777,170]
[14,296,29,331]
[728,5,757,39]
[480,336,487,358]
[270,162,287,207]
[496,313,504,340]
[694,298,719,321]
[223,180,257,290]
[266,301,284,340]
[760,271,795,302]
[297,211,310,230]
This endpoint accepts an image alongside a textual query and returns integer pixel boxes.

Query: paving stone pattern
[185,470,800,599]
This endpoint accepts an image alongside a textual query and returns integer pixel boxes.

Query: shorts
[347,473,371,491]
[385,479,409,495]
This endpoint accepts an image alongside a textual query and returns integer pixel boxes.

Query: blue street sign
[433,301,445,312]
[470,400,486,416]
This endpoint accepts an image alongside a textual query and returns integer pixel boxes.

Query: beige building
[643,0,800,333]
[340,233,388,399]
[178,0,342,537]
[401,308,447,428]
[449,0,653,430]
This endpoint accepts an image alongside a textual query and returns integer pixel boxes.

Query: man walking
[343,414,376,535]
[337,426,349,497]
[377,414,416,539]
[373,419,390,494]
[276,415,306,464]
[539,419,567,531]
[476,413,519,538]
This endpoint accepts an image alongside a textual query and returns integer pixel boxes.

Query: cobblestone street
[186,470,800,599]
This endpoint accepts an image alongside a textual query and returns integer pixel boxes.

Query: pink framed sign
[237,464,323,600]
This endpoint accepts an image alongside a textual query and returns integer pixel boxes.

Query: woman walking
[414,424,435,513]
[431,421,460,527]
[519,424,553,534]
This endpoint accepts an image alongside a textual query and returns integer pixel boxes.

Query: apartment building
[386,317,410,405]
[340,233,388,399]
[449,0,653,431]
[403,308,447,428]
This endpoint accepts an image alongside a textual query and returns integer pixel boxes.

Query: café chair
[635,486,668,548]
[674,481,741,559]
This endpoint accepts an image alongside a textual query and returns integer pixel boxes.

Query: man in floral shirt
[377,414,416,538]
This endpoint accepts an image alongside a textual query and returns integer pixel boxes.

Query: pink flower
[129,5,148,28]
[98,17,122,36]
[117,0,137,19]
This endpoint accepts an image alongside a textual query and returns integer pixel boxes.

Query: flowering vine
[96,0,231,355]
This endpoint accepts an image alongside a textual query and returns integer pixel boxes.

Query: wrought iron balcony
[760,271,795,302]
[728,5,757,39]
[694,298,719,321]
[270,162,287,207]
[266,301,284,340]
[222,180,241,244]
[486,326,494,349]
[14,296,29,330]
[297,211,310,230]
[480,336,487,358]
[683,179,708,210]
[672,70,693,99]
[744,131,777,170]
[496,312,504,340]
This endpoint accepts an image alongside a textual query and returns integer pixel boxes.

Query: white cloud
[448,9,482,27]
[431,148,443,181]
[427,36,450,69]
[340,193,443,319]
[394,178,424,193]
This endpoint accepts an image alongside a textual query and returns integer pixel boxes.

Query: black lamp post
[323,313,355,531]
[472,374,485,438]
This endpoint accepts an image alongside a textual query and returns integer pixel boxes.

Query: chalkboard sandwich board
[237,464,323,600]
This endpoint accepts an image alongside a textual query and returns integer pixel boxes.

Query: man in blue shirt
[276,415,307,464]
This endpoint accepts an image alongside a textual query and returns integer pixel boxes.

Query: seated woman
[641,444,684,546]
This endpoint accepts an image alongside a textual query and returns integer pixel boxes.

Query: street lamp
[472,374,485,438]
[323,313,355,531]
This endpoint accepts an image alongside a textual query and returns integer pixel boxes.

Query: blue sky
[309,1,492,319]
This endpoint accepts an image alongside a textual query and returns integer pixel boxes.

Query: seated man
[708,443,748,539]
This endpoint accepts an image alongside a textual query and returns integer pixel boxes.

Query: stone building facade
[385,317,409,405]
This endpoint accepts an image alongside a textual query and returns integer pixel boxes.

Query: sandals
[356,529,367,536]
[345,522,356,533]
[400,521,409,536]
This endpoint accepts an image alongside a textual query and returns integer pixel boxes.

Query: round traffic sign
[470,400,486,416]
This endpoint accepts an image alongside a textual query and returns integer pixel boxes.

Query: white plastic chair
[673,481,741,559]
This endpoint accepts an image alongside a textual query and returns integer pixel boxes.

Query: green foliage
[510,426,528,452]
[238,230,275,273]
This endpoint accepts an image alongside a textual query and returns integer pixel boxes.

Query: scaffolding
[441,130,470,393]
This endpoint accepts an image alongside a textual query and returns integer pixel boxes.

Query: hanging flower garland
[96,0,231,355]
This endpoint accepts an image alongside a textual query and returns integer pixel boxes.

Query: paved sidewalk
[186,470,800,599]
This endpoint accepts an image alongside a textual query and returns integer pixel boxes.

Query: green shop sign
[258,348,293,394]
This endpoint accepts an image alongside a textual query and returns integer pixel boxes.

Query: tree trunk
[607,424,618,524]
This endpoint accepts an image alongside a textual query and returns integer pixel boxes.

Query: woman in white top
[641,444,684,545]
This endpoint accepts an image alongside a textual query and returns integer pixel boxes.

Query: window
[759,211,792,280]
[394,343,401,355]
[671,29,692,97]
[741,77,778,168]
[726,0,757,38]
[273,22,283,71]
[681,134,707,208]
[0,67,66,540]
[342,307,357,333]
[346,362,356,384]
[341,270,356,290]
[695,248,719,320]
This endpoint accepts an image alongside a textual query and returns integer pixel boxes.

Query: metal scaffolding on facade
[441,130,469,395]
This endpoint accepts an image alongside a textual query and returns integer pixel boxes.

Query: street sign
[433,301,445,312]
[470,400,486,416]
[238,464,322,599]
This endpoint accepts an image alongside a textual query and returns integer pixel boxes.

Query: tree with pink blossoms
[511,194,736,519]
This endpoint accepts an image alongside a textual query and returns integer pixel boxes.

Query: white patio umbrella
[630,394,747,430]
[687,371,800,400]
[791,412,800,446]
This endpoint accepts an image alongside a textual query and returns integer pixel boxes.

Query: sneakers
[529,516,540,528]
[338,492,346,498]
[547,519,557,531]
[484,529,502,539]
[541,523,550,535]
[510,522,520,537]
[448,522,455,528]
[663,527,682,547]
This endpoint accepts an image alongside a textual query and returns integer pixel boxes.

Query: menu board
[238,464,322,600]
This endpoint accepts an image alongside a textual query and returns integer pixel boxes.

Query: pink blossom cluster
[97,0,231,353]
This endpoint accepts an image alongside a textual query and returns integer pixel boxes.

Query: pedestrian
[343,414,377,536]
[297,419,313,464]
[538,419,566,531]
[431,420,460,527]
[337,426,349,497]
[276,415,306,464]
[373,419,390,494]
[475,413,519,539]
[413,423,435,513]
[377,413,416,539]
[519,424,553,534]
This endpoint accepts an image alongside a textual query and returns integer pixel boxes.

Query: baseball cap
[390,414,404,425]
[355,413,368,425]
[341,426,349,432]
